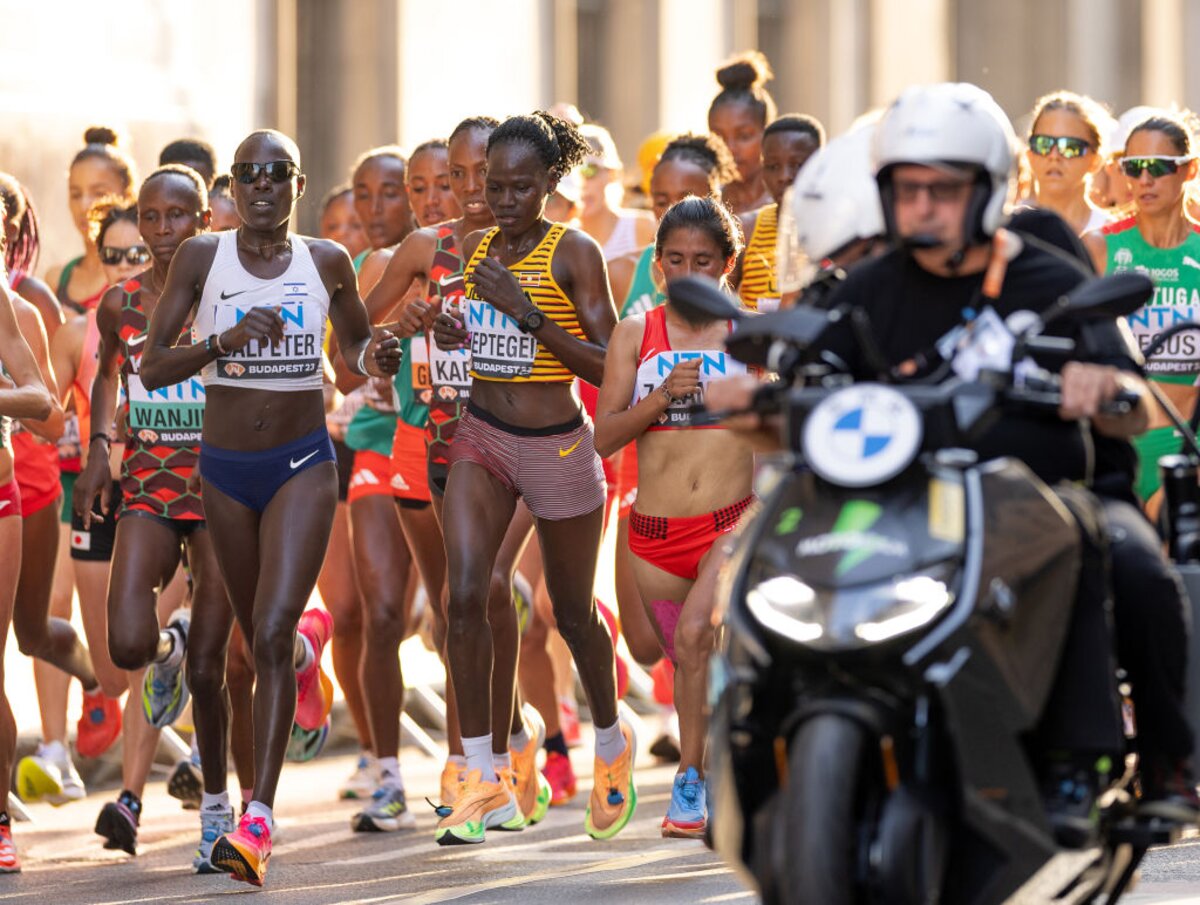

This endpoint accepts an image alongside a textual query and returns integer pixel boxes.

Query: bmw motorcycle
[681,272,1182,905]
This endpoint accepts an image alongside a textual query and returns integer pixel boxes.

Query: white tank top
[192,231,328,392]
[602,212,641,262]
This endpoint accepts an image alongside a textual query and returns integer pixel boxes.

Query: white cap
[579,123,622,170]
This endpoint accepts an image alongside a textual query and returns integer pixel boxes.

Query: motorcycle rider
[718,82,1199,823]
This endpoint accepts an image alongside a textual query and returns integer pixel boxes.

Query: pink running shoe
[542,751,577,806]
[211,812,271,886]
[294,608,333,731]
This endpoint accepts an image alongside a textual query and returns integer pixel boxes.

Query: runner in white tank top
[140,129,400,888]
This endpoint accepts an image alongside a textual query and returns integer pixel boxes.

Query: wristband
[356,344,369,377]
[89,432,111,446]
[214,332,228,355]
[658,383,676,404]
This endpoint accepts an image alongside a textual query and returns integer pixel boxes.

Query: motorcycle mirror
[666,276,745,322]
[1044,272,1155,326]
[726,305,836,368]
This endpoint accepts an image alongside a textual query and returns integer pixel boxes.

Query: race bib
[635,349,747,428]
[410,334,432,405]
[126,370,205,447]
[467,298,538,380]
[430,336,472,403]
[212,295,323,382]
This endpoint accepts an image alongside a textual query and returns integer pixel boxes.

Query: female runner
[364,122,556,826]
[74,166,235,866]
[736,114,824,312]
[596,196,752,838]
[1096,114,1200,509]
[707,52,777,214]
[0,219,58,870]
[141,129,399,886]
[432,112,634,845]
[1024,91,1111,269]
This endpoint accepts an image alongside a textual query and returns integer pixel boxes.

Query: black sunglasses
[100,244,151,266]
[231,160,301,185]
[1028,134,1091,159]
[1119,156,1193,179]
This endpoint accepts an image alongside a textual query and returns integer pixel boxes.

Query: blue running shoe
[194,805,236,873]
[661,766,707,838]
[143,609,190,729]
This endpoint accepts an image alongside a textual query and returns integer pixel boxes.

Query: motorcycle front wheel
[781,713,871,905]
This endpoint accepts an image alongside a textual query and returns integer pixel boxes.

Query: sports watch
[517,307,546,333]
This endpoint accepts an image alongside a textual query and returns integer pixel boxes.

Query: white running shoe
[339,753,380,800]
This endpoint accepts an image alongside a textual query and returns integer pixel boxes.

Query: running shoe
[19,742,87,806]
[543,751,577,806]
[650,658,675,706]
[661,766,707,838]
[585,718,638,840]
[0,824,19,873]
[511,704,551,825]
[352,785,418,832]
[76,688,122,759]
[194,805,236,874]
[142,609,190,729]
[211,812,272,886]
[340,753,380,800]
[435,769,524,846]
[168,755,204,809]
[95,790,141,855]
[440,760,465,808]
[295,608,333,731]
[559,696,582,749]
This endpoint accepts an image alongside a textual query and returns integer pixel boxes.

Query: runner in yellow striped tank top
[432,111,636,847]
[736,114,823,312]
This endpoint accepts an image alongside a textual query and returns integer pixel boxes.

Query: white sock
[493,751,512,771]
[246,800,273,827]
[294,633,315,672]
[41,739,67,762]
[378,756,403,790]
[201,791,230,812]
[509,724,531,751]
[462,734,497,782]
[157,627,185,669]
[594,720,627,766]
[448,754,467,768]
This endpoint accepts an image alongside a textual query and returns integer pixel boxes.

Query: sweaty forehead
[488,141,545,175]
[235,132,299,166]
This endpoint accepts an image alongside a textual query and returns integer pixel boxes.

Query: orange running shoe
[585,719,638,840]
[440,759,465,808]
[211,812,271,886]
[510,705,551,825]
[295,608,333,731]
[435,769,523,845]
[0,824,19,873]
[542,751,577,806]
[76,688,122,759]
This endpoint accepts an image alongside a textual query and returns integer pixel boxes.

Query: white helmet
[776,120,884,294]
[874,82,1016,244]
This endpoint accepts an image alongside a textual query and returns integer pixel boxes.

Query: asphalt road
[3,748,1199,904]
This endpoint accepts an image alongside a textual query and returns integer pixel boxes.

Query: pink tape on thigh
[650,599,684,664]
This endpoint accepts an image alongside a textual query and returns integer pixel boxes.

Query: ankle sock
[509,724,531,751]
[294,633,315,672]
[594,720,626,766]
[378,756,403,790]
[493,751,512,771]
[246,800,273,827]
[201,791,231,812]
[462,734,497,782]
[157,627,185,669]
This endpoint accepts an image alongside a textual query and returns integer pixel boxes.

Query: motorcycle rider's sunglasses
[1028,134,1091,159]
[891,179,972,204]
[231,160,301,184]
[1118,156,1193,179]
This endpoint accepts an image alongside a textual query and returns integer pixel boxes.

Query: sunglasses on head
[1028,134,1091,159]
[230,160,301,185]
[1119,156,1193,178]
[100,244,151,266]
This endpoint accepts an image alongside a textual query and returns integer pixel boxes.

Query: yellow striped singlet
[463,223,582,383]
[739,203,779,312]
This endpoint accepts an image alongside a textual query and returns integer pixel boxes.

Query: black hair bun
[716,51,772,91]
[84,126,121,147]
